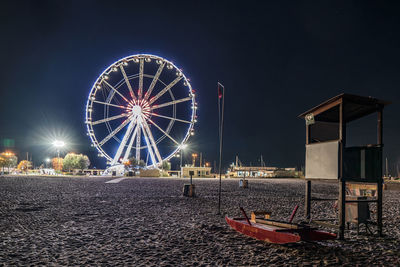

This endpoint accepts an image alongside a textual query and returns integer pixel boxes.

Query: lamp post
[192,153,198,167]
[52,140,65,172]
[217,82,225,215]
[45,158,50,168]
[180,144,187,177]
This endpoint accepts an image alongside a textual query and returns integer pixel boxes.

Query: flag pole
[217,82,225,215]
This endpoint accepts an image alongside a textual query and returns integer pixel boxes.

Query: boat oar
[239,207,252,226]
[288,205,299,223]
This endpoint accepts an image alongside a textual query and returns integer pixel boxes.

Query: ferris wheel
[85,54,197,168]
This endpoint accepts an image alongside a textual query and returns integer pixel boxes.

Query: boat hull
[225,216,336,244]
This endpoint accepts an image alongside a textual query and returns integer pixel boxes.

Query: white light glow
[53,140,65,147]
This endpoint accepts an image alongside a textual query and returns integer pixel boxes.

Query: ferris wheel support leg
[136,124,141,161]
[122,124,138,162]
[141,124,157,168]
[142,119,163,164]
[111,118,136,166]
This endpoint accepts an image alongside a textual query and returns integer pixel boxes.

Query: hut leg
[305,180,311,220]
[339,180,346,240]
[377,181,383,236]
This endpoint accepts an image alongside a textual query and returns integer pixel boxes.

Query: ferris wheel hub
[131,105,142,116]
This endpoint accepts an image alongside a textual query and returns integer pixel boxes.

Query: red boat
[226,208,337,244]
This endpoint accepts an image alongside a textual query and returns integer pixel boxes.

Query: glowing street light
[53,140,65,148]
[3,151,14,157]
[179,144,188,177]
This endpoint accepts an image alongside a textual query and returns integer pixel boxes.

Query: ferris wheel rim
[85,54,197,167]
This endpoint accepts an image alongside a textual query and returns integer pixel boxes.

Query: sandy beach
[0,176,399,266]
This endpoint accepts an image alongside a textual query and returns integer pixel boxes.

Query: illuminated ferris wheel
[85,54,197,168]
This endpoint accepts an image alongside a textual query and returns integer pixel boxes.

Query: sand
[0,176,399,266]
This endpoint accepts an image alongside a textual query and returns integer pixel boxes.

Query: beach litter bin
[183,184,195,197]
[183,171,195,197]
[239,179,248,188]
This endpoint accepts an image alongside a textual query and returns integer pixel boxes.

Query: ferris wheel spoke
[122,122,139,162]
[147,118,180,146]
[103,80,130,103]
[151,97,192,110]
[111,117,137,165]
[149,76,183,105]
[142,118,163,163]
[145,151,149,166]
[93,100,126,109]
[144,62,165,101]
[140,124,157,168]
[99,118,131,146]
[91,113,129,126]
[120,65,137,100]
[138,58,144,99]
[150,113,191,124]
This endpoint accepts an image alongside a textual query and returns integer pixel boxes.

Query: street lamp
[45,158,50,168]
[192,153,198,167]
[180,144,188,177]
[52,140,65,172]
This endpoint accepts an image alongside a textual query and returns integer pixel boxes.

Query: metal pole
[305,180,311,219]
[180,150,183,177]
[57,149,60,174]
[377,108,383,236]
[385,157,388,178]
[338,101,346,240]
[217,82,225,215]
[339,180,346,240]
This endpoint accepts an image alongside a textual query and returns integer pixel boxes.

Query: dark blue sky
[1,1,400,173]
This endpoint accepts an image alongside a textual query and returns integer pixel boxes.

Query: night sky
[1,1,399,173]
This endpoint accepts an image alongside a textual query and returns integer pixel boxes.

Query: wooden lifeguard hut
[299,93,390,239]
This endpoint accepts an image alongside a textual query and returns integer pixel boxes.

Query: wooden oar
[254,218,300,229]
[289,205,299,223]
[239,207,252,226]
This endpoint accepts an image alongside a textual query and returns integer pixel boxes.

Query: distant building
[227,166,301,178]
[181,166,212,178]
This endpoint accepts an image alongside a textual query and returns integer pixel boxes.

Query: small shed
[299,93,390,239]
